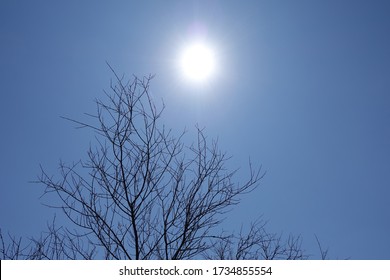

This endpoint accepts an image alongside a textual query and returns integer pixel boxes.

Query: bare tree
[204,219,306,260]
[1,69,307,260]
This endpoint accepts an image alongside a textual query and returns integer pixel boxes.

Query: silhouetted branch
[1,68,314,260]
[314,234,329,260]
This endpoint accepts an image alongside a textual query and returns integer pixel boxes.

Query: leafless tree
[1,69,307,260]
[204,219,306,260]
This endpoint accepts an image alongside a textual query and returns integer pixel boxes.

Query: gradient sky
[1,0,390,259]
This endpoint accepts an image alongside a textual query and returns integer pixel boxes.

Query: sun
[179,42,216,83]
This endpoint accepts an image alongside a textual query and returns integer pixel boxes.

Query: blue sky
[1,0,390,259]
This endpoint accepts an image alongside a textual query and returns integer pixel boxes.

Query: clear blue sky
[1,0,389,259]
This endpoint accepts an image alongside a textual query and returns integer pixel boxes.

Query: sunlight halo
[179,42,216,83]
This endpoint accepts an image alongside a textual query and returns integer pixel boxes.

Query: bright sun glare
[179,42,216,83]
